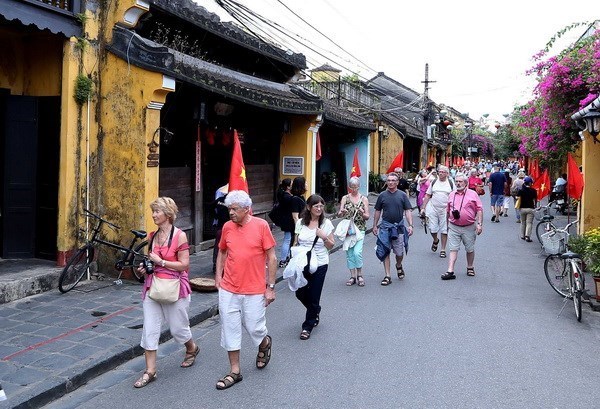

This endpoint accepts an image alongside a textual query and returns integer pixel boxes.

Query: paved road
[44,207,600,408]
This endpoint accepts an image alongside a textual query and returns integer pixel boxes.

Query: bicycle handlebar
[83,209,121,230]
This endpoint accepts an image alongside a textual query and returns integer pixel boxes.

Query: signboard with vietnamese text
[282,156,304,176]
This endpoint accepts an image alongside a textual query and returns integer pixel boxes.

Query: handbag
[290,235,319,276]
[475,185,485,196]
[148,275,180,303]
[515,196,522,209]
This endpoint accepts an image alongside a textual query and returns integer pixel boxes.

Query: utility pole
[421,63,435,169]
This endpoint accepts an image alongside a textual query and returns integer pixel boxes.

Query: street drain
[91,311,107,317]
[128,324,143,329]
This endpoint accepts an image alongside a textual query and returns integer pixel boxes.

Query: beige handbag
[148,276,180,304]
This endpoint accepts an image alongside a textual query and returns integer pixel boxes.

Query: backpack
[268,203,282,227]
[430,177,454,191]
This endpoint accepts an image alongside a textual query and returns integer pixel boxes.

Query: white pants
[426,205,448,234]
[219,288,267,351]
[141,295,192,351]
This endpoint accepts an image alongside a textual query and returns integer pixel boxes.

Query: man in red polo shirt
[441,173,484,280]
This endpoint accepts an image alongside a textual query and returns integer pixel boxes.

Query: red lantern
[443,120,451,126]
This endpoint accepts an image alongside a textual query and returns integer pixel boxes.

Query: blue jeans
[295,264,328,331]
[279,231,292,261]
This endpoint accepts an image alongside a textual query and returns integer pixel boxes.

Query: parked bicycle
[534,200,558,244]
[59,209,149,293]
[541,220,585,321]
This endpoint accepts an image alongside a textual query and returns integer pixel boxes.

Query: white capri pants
[219,288,268,351]
[140,295,192,351]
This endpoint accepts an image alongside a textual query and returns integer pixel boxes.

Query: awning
[322,102,376,131]
[2,0,81,38]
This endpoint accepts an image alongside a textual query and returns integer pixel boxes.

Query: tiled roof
[1,0,81,37]
[311,63,342,72]
[107,26,321,115]
[323,102,376,131]
[149,0,306,69]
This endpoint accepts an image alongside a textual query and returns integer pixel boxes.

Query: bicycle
[59,209,149,293]
[541,220,585,321]
[534,200,558,244]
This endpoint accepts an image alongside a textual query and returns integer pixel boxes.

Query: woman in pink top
[134,197,198,388]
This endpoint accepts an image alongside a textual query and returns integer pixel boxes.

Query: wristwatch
[161,260,166,267]
[267,283,275,289]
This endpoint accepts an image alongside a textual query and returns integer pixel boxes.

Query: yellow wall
[311,70,340,82]
[279,115,317,194]
[379,126,404,172]
[0,27,62,95]
[581,135,600,232]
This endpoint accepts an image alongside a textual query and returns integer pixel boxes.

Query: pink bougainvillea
[514,27,600,167]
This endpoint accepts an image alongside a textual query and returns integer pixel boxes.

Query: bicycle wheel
[125,241,148,282]
[544,255,568,298]
[574,289,583,322]
[535,221,547,244]
[572,263,584,322]
[59,245,95,293]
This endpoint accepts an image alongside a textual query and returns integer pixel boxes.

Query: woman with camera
[441,174,484,281]
[134,197,199,388]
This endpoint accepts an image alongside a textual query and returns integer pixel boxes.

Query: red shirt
[219,217,276,295]
[447,188,483,226]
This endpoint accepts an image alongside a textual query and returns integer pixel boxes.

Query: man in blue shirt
[487,165,506,222]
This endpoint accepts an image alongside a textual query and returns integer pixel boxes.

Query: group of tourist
[131,159,546,392]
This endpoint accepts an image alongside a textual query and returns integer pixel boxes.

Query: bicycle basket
[534,207,549,221]
[540,230,567,255]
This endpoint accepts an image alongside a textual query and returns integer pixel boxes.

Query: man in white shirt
[420,165,454,258]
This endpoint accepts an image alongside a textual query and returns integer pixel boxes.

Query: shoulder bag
[147,227,181,304]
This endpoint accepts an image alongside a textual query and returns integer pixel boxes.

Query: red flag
[350,147,361,177]
[529,158,540,180]
[386,151,404,174]
[567,153,584,200]
[228,130,249,193]
[315,132,322,161]
[532,169,550,200]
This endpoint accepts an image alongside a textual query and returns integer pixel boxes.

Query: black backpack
[268,203,282,227]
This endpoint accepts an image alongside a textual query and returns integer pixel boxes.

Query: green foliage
[368,171,385,192]
[74,74,93,105]
[342,73,360,83]
[583,228,600,276]
[75,13,88,25]
[75,36,88,52]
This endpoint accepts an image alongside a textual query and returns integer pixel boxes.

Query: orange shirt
[219,217,276,295]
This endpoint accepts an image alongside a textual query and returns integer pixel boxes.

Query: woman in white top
[294,194,335,340]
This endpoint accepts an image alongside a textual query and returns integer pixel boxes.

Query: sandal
[346,277,356,286]
[396,265,405,279]
[300,330,311,340]
[431,240,439,252]
[181,344,199,368]
[381,276,392,286]
[439,250,446,258]
[357,276,365,287]
[134,371,156,388]
[216,372,243,390]
[467,267,476,277]
[441,271,456,280]
[256,335,272,369]
[314,314,320,327]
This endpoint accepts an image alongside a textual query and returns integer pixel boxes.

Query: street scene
[2,0,600,408]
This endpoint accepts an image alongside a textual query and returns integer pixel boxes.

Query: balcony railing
[300,80,381,111]
[26,0,81,14]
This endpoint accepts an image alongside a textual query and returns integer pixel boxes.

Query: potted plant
[584,227,600,286]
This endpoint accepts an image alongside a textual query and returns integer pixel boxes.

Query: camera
[142,258,155,274]
[452,209,461,220]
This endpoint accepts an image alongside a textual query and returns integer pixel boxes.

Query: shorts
[490,194,504,207]
[425,206,448,234]
[447,223,477,253]
[219,288,267,351]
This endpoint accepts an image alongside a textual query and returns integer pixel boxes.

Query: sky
[199,0,597,126]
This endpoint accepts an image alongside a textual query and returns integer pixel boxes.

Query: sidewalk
[0,195,379,409]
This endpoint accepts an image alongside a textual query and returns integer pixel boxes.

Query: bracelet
[161,259,166,267]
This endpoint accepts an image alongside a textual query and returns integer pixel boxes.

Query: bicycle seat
[131,230,147,239]
[541,215,554,222]
[560,251,581,260]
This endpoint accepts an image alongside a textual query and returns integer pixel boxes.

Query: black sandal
[256,335,272,369]
[300,330,311,340]
[467,267,476,277]
[381,276,392,286]
[441,271,456,280]
[431,240,439,252]
[216,372,243,390]
[346,277,356,286]
[357,276,365,287]
[439,250,446,258]
[396,265,405,279]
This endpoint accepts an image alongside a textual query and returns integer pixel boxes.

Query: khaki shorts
[447,223,477,253]
[425,206,448,234]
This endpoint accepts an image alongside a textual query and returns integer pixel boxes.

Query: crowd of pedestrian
[133,157,556,391]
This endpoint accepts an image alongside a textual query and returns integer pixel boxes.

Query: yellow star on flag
[351,166,356,173]
[240,167,246,181]
[540,182,546,192]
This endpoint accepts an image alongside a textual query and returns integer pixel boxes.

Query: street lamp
[582,110,600,142]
